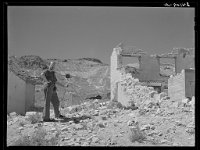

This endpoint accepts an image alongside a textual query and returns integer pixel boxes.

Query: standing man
[40,61,66,122]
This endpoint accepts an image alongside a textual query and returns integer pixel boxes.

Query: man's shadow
[59,115,92,123]
[28,106,92,123]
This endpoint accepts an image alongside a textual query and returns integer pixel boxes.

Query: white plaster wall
[110,48,123,101]
[8,71,26,115]
[25,83,35,111]
[117,82,130,107]
[168,70,185,101]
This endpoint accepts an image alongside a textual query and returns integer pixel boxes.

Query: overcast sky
[8,6,194,64]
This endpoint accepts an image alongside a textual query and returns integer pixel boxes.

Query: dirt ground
[7,96,195,146]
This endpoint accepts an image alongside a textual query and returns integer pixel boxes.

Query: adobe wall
[139,55,161,81]
[110,47,123,101]
[175,53,194,73]
[168,69,195,101]
[117,75,133,107]
[185,69,195,98]
[168,70,186,101]
[8,71,26,115]
[25,82,35,111]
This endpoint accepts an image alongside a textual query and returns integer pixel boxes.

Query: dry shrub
[107,101,123,109]
[12,126,60,146]
[27,112,42,124]
[128,126,146,143]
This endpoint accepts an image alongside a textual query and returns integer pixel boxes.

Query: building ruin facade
[110,44,194,103]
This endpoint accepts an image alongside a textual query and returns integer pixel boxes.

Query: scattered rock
[18,127,24,130]
[127,119,138,127]
[25,111,38,116]
[159,92,168,99]
[158,132,163,136]
[93,110,99,116]
[175,121,186,127]
[96,122,106,128]
[69,120,74,124]
[113,123,118,127]
[188,96,195,107]
[160,139,169,144]
[187,122,194,128]
[186,127,195,134]
[182,98,189,105]
[92,137,99,143]
[129,126,145,143]
[149,91,157,98]
[140,124,151,131]
[82,142,89,146]
[61,126,69,131]
[116,120,123,123]
[73,124,84,130]
[50,127,56,131]
[9,112,18,118]
[12,117,19,123]
[147,131,158,136]
[161,96,170,101]
[101,115,107,120]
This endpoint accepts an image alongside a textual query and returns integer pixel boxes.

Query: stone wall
[168,69,195,101]
[25,83,35,112]
[185,69,195,98]
[117,74,134,107]
[117,73,155,108]
[175,52,194,74]
[110,47,123,101]
[110,46,195,104]
[168,70,185,102]
[139,55,161,81]
[8,71,35,115]
[8,71,26,115]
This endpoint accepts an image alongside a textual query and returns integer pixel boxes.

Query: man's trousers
[43,83,60,120]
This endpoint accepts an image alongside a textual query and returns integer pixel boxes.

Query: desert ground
[7,90,195,146]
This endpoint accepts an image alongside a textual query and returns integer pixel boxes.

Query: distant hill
[8,55,110,100]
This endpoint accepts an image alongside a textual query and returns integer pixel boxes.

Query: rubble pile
[7,94,195,146]
[7,72,195,146]
[119,73,159,110]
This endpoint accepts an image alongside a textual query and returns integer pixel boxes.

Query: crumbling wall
[8,70,35,115]
[139,55,161,81]
[8,71,26,115]
[25,82,35,111]
[117,73,137,107]
[184,69,195,98]
[117,73,159,109]
[168,71,185,102]
[175,53,194,74]
[110,47,123,101]
[110,45,195,106]
[168,69,195,101]
[174,48,194,73]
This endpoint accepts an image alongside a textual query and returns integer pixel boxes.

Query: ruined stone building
[110,44,194,103]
